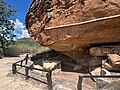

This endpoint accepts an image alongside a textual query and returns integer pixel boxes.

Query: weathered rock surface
[26,0,120,29]
[102,54,120,71]
[108,54,120,64]
[90,46,120,57]
[26,0,120,61]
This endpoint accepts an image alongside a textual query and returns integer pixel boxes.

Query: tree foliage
[0,0,16,56]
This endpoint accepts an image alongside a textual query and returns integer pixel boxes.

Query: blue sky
[5,0,32,23]
[4,0,32,39]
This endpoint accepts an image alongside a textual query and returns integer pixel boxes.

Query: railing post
[25,66,29,80]
[77,76,83,90]
[20,61,23,67]
[46,70,53,90]
[12,63,16,74]
[25,54,28,65]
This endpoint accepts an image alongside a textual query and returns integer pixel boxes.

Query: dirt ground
[0,54,96,90]
[0,54,48,90]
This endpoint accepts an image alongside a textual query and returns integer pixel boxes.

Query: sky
[4,0,32,39]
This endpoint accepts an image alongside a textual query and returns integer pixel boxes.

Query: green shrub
[0,48,3,55]
[5,46,20,57]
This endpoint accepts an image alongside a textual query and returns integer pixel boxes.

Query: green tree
[0,0,16,56]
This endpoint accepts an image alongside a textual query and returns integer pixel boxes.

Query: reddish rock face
[26,0,120,29]
[26,0,120,61]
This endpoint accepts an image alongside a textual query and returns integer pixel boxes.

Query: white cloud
[13,19,30,39]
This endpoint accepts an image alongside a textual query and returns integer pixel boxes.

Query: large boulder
[25,0,120,61]
[26,0,120,30]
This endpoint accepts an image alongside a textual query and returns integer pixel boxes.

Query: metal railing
[77,74,120,90]
[12,54,120,90]
[12,54,53,90]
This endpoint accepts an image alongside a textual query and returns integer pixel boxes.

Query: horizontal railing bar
[15,60,25,64]
[16,72,47,84]
[80,75,120,78]
[31,68,51,72]
[15,63,26,67]
[15,63,51,72]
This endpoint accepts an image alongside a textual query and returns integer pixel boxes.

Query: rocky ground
[1,54,120,90]
[0,54,96,90]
